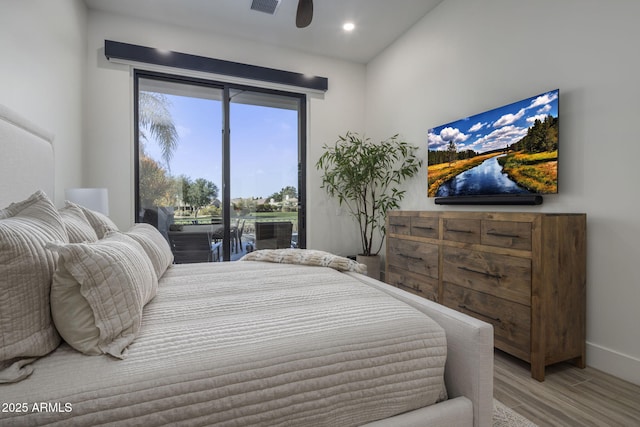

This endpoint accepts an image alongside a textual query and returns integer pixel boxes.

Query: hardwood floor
[493,350,640,426]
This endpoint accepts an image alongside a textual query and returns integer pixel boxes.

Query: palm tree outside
[138,91,179,169]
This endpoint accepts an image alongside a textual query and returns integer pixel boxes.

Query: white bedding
[1,261,447,426]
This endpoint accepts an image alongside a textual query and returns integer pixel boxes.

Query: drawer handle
[391,224,407,227]
[447,228,473,234]
[459,304,502,323]
[400,253,424,261]
[458,266,503,280]
[487,231,521,239]
[413,226,434,230]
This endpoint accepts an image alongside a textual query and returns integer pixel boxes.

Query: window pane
[230,90,300,253]
[137,78,226,260]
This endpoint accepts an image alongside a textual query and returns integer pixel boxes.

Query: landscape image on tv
[427,89,559,198]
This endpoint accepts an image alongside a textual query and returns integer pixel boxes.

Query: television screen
[427,89,559,198]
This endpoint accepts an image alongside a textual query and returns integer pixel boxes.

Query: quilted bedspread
[1,261,447,426]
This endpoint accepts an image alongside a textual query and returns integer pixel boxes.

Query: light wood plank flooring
[493,350,640,426]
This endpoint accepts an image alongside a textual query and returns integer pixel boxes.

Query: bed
[0,104,493,426]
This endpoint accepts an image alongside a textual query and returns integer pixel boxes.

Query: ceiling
[84,0,443,64]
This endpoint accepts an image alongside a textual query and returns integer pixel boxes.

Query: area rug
[493,399,538,427]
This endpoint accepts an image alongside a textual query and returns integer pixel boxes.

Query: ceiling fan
[296,0,313,28]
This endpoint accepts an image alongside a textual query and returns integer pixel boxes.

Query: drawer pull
[459,304,502,323]
[447,228,473,234]
[458,266,502,280]
[391,223,407,227]
[400,253,424,261]
[413,226,434,230]
[487,231,521,239]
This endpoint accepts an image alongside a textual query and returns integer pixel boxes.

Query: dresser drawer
[482,220,532,251]
[410,216,438,239]
[442,246,531,306]
[387,238,439,279]
[387,267,438,301]
[388,216,410,235]
[442,283,531,360]
[443,218,481,244]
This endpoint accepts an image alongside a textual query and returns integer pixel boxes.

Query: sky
[143,93,299,200]
[427,89,559,154]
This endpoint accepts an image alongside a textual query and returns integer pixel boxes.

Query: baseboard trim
[586,341,640,386]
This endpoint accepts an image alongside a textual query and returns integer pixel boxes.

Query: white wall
[365,0,640,385]
[85,10,366,255]
[0,0,87,206]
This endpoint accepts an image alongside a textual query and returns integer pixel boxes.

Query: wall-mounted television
[427,89,559,205]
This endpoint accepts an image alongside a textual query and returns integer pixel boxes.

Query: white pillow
[0,190,64,383]
[124,223,174,278]
[48,232,157,358]
[58,202,99,243]
[65,201,118,239]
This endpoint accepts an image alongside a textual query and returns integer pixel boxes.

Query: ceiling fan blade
[296,0,313,28]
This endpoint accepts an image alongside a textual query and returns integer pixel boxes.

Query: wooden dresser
[386,211,586,381]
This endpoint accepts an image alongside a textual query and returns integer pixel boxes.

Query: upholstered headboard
[0,104,54,208]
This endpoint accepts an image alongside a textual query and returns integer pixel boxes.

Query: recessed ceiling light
[343,22,355,32]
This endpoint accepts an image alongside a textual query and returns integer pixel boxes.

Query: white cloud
[526,114,549,124]
[440,126,469,143]
[427,131,445,150]
[428,127,469,150]
[493,108,526,127]
[528,91,558,109]
[537,104,551,114]
[469,121,487,132]
[473,125,529,152]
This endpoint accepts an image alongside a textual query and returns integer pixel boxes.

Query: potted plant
[316,132,422,278]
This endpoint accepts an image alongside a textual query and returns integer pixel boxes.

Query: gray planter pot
[356,254,381,280]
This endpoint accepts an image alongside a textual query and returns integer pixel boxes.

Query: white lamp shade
[65,188,109,216]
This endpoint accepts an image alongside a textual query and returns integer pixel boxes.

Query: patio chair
[168,230,217,263]
[254,221,293,250]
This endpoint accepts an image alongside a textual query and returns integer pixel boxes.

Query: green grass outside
[174,211,299,233]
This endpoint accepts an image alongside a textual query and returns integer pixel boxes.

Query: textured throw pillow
[240,249,367,274]
[65,201,118,239]
[124,223,174,279]
[0,190,65,383]
[47,232,157,358]
[58,202,99,243]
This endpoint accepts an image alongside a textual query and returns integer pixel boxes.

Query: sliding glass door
[229,89,303,254]
[134,71,305,262]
